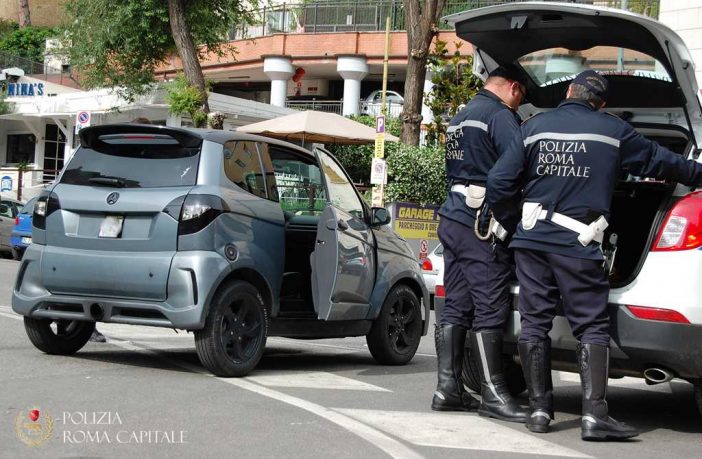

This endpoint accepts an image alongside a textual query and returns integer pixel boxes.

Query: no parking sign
[75,111,91,134]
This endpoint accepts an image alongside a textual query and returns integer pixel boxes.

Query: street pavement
[0,258,700,458]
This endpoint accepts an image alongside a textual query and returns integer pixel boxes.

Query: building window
[6,134,35,164]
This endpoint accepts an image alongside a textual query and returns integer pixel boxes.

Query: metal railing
[0,50,76,87]
[228,0,659,39]
[285,99,405,116]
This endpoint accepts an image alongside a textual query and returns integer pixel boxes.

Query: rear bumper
[502,301,702,380]
[12,244,229,330]
[10,230,31,248]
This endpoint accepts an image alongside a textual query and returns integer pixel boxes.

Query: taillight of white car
[652,191,702,251]
[435,284,445,298]
[421,258,433,271]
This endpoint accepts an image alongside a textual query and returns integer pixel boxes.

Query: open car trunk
[604,127,690,287]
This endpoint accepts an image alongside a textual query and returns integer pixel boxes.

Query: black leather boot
[472,330,528,423]
[431,324,480,411]
[519,339,554,433]
[578,343,639,441]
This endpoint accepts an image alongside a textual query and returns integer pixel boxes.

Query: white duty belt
[451,184,509,241]
[521,202,608,246]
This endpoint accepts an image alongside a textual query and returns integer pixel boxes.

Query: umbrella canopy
[237,110,399,145]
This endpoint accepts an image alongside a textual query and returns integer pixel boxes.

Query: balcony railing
[229,0,659,40]
[285,99,404,117]
[0,50,77,88]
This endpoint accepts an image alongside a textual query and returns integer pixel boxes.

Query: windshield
[518,46,671,87]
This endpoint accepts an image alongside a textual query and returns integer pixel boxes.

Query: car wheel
[462,348,527,397]
[195,280,267,377]
[366,284,422,365]
[23,317,95,355]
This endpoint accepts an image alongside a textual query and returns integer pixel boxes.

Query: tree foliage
[425,39,482,146]
[62,0,255,102]
[0,25,57,63]
[165,75,207,127]
[0,93,13,115]
[329,115,447,206]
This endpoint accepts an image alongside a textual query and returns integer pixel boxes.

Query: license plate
[99,216,124,238]
[21,237,32,245]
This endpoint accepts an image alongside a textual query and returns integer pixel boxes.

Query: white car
[361,90,404,117]
[445,2,702,414]
[420,244,444,307]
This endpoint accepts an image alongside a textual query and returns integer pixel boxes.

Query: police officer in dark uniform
[487,70,702,440]
[432,65,529,423]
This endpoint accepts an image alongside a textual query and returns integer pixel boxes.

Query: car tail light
[625,305,690,324]
[435,284,445,298]
[421,258,433,271]
[172,194,229,235]
[33,193,61,230]
[15,217,19,226]
[652,191,702,251]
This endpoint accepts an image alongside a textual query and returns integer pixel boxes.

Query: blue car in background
[10,196,37,260]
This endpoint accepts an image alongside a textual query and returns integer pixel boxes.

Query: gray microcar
[12,123,429,376]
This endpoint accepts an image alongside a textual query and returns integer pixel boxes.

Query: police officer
[487,70,702,440]
[432,65,529,423]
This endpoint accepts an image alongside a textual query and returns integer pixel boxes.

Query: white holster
[521,202,608,246]
[451,184,485,209]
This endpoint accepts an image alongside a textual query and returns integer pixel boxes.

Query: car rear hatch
[444,2,702,286]
[40,125,203,301]
[444,1,702,134]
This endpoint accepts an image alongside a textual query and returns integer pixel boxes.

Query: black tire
[366,284,422,365]
[694,379,702,417]
[11,247,22,261]
[24,317,95,355]
[195,280,267,377]
[462,348,527,397]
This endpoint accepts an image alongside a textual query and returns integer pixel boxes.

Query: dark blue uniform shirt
[487,99,702,260]
[438,89,521,227]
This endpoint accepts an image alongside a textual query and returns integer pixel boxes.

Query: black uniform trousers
[514,249,610,346]
[437,217,513,331]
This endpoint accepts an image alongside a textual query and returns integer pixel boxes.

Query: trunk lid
[40,125,203,300]
[444,2,702,143]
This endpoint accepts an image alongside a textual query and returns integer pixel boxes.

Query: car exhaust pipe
[643,367,675,385]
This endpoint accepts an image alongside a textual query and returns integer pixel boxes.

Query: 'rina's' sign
[6,82,44,96]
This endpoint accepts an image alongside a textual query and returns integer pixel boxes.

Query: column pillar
[336,55,368,116]
[263,55,294,108]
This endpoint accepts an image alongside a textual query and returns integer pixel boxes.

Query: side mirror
[370,207,391,227]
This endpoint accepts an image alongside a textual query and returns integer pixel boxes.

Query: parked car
[361,90,404,116]
[12,124,429,377]
[10,196,37,260]
[446,2,702,415]
[420,243,444,306]
[0,197,23,258]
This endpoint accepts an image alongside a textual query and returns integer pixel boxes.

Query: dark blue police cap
[572,70,609,101]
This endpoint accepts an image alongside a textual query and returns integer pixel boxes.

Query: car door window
[223,141,267,198]
[269,146,326,215]
[256,142,278,202]
[0,202,13,218]
[315,149,364,219]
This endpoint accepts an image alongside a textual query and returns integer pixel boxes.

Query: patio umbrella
[237,110,399,145]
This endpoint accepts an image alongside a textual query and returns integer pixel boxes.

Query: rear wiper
[88,177,126,187]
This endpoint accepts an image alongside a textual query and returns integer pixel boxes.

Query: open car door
[311,150,375,321]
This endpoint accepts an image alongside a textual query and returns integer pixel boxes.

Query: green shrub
[0,26,58,63]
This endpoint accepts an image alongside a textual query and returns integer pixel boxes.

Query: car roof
[79,124,317,159]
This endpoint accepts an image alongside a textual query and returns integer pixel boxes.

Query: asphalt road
[0,258,700,459]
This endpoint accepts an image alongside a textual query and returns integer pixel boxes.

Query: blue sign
[6,82,44,97]
[0,176,12,192]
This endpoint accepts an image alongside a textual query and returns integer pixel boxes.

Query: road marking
[108,338,424,459]
[0,310,21,320]
[247,370,391,392]
[335,409,592,458]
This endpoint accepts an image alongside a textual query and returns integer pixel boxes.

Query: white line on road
[335,408,592,458]
[0,310,21,320]
[247,370,392,392]
[107,338,425,459]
